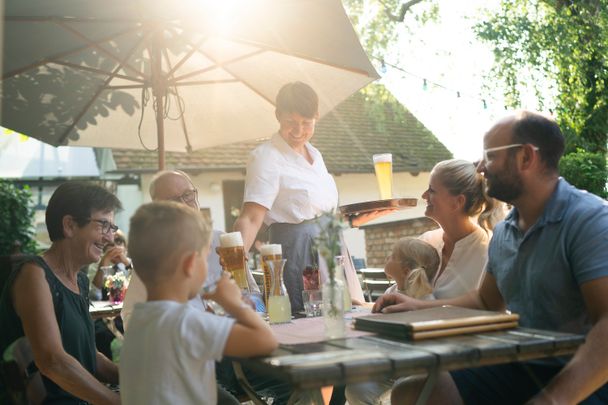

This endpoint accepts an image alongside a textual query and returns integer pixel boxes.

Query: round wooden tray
[339,198,418,215]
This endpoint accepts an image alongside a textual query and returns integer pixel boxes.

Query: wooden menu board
[353,306,519,341]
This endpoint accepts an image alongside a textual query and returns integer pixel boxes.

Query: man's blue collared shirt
[488,178,608,334]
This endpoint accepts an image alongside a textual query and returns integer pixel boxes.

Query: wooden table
[89,301,122,320]
[234,315,584,405]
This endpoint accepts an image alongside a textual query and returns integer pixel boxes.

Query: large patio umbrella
[1,0,379,169]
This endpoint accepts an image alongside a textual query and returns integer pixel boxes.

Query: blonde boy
[120,202,277,404]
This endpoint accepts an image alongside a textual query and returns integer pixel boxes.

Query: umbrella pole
[155,95,165,171]
[150,29,165,170]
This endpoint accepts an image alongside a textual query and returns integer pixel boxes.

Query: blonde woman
[419,159,500,299]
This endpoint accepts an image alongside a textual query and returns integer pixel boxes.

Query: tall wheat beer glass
[373,153,393,200]
[217,232,249,290]
[260,244,282,307]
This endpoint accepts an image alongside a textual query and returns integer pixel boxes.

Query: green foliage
[313,211,347,281]
[360,84,409,133]
[559,149,607,198]
[0,181,38,255]
[475,0,608,190]
[343,0,438,60]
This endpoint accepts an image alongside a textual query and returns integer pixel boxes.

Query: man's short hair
[148,170,193,201]
[128,201,211,285]
[511,111,565,171]
[46,181,122,242]
[275,81,319,118]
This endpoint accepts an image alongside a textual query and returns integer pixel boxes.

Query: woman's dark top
[0,255,96,404]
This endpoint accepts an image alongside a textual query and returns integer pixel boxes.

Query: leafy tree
[343,0,438,61]
[559,149,607,197]
[0,181,38,255]
[475,0,608,195]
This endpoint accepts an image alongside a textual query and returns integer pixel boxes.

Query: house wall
[362,217,439,267]
[138,170,245,233]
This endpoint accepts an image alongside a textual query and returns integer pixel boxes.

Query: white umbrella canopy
[1,0,378,169]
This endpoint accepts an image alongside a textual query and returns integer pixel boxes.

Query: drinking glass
[372,153,393,200]
[302,290,323,317]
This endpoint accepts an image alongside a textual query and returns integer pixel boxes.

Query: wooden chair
[358,268,395,302]
[1,336,46,405]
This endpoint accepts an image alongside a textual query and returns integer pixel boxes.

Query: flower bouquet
[104,273,129,304]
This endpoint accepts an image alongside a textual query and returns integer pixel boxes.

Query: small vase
[334,256,352,312]
[322,279,345,339]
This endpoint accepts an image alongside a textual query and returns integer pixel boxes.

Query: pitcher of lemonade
[267,259,291,324]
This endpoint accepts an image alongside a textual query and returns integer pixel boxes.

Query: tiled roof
[110,85,452,174]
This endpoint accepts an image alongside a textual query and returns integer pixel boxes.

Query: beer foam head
[260,244,282,256]
[219,232,243,247]
[373,153,392,163]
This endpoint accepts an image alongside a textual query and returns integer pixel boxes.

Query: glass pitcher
[267,259,292,324]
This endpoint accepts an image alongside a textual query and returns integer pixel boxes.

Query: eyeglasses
[89,219,119,234]
[482,144,539,162]
[170,188,198,205]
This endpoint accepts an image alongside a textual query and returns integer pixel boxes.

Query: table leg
[232,361,266,405]
[414,368,439,405]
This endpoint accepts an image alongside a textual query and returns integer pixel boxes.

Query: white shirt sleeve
[243,146,280,210]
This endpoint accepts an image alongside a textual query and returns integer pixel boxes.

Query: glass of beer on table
[216,232,249,291]
[260,244,282,307]
[373,153,393,200]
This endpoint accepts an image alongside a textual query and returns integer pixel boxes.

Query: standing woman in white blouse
[234,82,349,312]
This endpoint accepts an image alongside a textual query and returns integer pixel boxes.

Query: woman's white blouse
[419,225,489,299]
[243,133,338,225]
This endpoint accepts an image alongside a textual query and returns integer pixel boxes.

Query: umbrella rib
[6,16,155,23]
[161,47,193,153]
[165,36,208,79]
[1,26,139,80]
[56,21,146,80]
[170,49,265,84]
[165,79,239,87]
[105,79,238,90]
[54,61,146,84]
[56,31,152,145]
[197,48,275,106]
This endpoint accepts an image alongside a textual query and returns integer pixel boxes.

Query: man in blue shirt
[376,111,608,404]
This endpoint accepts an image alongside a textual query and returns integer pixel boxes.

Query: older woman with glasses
[0,182,122,404]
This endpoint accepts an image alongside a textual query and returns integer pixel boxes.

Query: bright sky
[379,0,524,162]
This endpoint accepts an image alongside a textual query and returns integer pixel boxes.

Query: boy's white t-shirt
[120,300,235,405]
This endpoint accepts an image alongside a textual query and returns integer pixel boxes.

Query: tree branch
[380,0,427,22]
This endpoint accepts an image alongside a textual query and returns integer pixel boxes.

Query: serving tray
[339,198,417,216]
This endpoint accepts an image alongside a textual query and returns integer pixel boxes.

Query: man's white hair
[148,170,193,200]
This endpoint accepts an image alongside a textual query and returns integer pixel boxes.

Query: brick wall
[362,217,439,267]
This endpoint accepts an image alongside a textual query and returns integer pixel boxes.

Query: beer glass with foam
[372,153,393,200]
[216,232,249,290]
[260,244,282,307]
